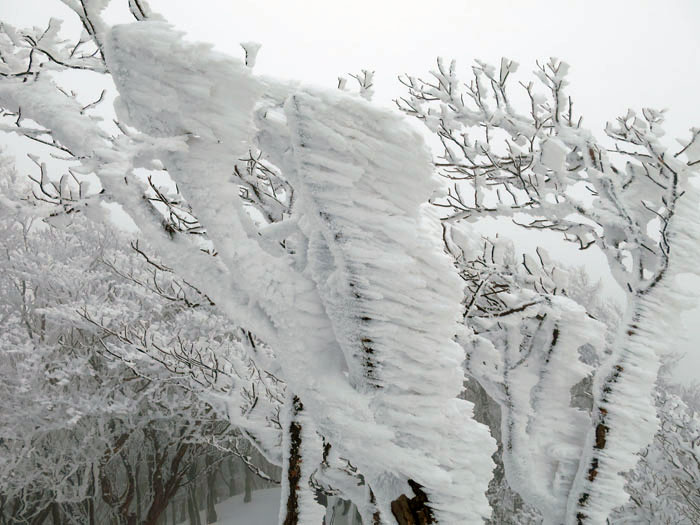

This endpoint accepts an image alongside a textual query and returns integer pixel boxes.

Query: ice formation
[103,21,496,524]
[567,174,700,524]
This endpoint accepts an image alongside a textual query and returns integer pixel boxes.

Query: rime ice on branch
[102,18,496,525]
[399,56,700,524]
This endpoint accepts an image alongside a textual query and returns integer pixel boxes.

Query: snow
[505,297,604,524]
[211,488,281,525]
[103,21,291,350]
[6,10,696,523]
[566,175,700,524]
[540,137,569,173]
[0,76,109,155]
[2,4,700,525]
[105,21,496,523]
[453,227,608,524]
[276,88,496,522]
[241,41,262,68]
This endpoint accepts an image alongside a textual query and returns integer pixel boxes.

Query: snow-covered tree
[0,154,282,524]
[398,57,700,523]
[1,3,495,523]
[612,381,700,524]
[0,13,280,520]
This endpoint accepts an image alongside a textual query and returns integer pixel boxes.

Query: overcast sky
[4,0,700,140]
[2,0,699,383]
[147,0,700,142]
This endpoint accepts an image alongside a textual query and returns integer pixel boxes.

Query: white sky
[4,0,700,139]
[2,0,699,384]
[147,0,700,142]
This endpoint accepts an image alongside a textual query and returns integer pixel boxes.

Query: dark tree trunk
[87,498,95,525]
[186,461,201,525]
[198,484,205,513]
[187,487,201,525]
[205,455,218,524]
[135,459,142,525]
[179,498,186,524]
[144,497,169,525]
[391,480,435,525]
[282,395,304,525]
[50,503,61,525]
[142,442,189,525]
[224,458,236,497]
[244,464,253,503]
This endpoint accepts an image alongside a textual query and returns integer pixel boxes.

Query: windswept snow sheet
[105,22,265,274]
[103,22,304,351]
[283,90,495,522]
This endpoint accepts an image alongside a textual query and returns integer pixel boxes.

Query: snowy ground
[210,488,281,525]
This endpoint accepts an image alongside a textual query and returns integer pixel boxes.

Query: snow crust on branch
[282,89,495,521]
[104,22,305,350]
[452,229,607,524]
[398,55,700,523]
[567,176,700,524]
[102,21,496,523]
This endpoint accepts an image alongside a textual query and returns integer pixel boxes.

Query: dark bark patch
[390,479,435,525]
[283,397,304,525]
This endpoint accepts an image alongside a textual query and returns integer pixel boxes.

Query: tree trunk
[50,503,61,525]
[198,483,205,513]
[244,463,253,504]
[205,455,218,524]
[87,498,95,525]
[224,458,236,497]
[187,487,201,525]
[135,459,142,525]
[179,498,187,524]
[281,395,303,525]
[178,491,189,523]
[225,457,236,497]
[390,480,435,525]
